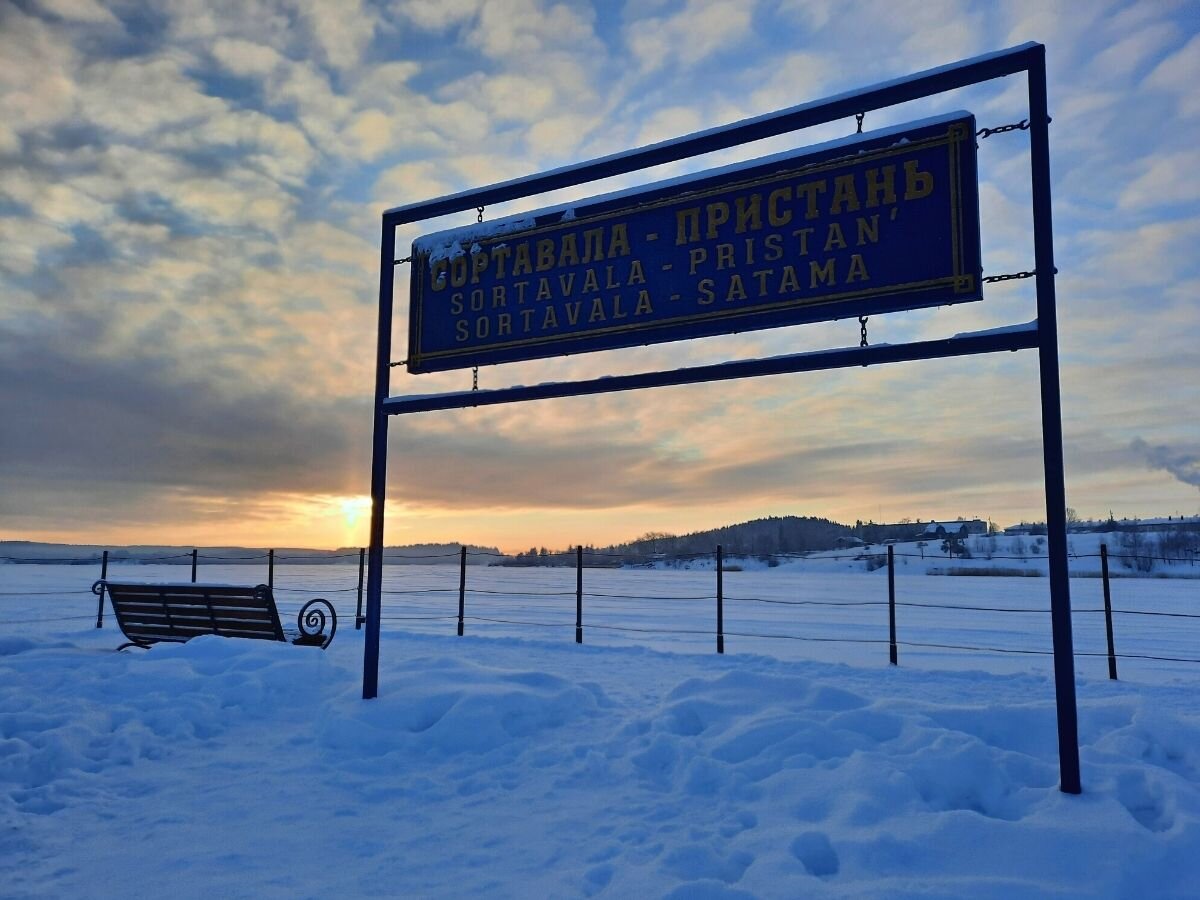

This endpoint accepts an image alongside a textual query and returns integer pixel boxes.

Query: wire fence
[4,548,1198,565]
[2,543,1198,676]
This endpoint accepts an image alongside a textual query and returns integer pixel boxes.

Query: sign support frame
[362,41,1082,795]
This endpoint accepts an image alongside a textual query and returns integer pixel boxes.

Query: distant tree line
[496,516,852,566]
[1115,523,1200,573]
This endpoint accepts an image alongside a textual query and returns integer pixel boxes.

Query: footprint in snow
[1116,770,1174,833]
[659,843,753,884]
[791,831,839,877]
[582,862,613,895]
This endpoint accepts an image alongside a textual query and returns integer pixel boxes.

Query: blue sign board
[406,112,980,374]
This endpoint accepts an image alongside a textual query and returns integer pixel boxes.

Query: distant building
[1073,516,1200,534]
[857,522,921,543]
[1131,516,1200,532]
[1004,523,1040,536]
[921,519,987,539]
[1006,516,1200,535]
[857,518,989,543]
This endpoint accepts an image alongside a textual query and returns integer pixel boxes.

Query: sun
[339,496,372,531]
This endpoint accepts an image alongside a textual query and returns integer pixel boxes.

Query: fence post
[355,547,366,629]
[191,548,198,583]
[888,545,898,665]
[716,545,725,654]
[458,545,467,636]
[1101,543,1117,680]
[95,549,108,628]
[576,545,583,644]
[268,548,274,590]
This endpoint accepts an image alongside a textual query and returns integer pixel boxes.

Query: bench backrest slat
[104,582,286,646]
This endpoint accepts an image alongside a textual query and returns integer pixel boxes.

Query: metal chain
[859,316,869,348]
[982,270,1037,283]
[471,206,485,390]
[390,255,412,365]
[855,112,864,134]
[976,119,1029,139]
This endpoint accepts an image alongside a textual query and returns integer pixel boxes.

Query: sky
[1,0,1198,554]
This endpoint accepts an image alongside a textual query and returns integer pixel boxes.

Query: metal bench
[92,581,337,651]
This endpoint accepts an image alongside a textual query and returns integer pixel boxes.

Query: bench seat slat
[115,605,276,624]
[119,614,278,633]
[112,592,274,607]
[109,586,266,600]
[113,603,276,619]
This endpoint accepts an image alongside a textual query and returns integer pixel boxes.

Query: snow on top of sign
[424,219,537,264]
[412,110,973,261]
[952,320,1038,339]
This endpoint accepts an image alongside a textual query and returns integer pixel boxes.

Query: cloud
[746,51,832,113]
[210,37,288,77]
[374,160,457,208]
[395,0,484,32]
[625,0,755,74]
[292,0,378,71]
[75,55,225,138]
[0,9,80,135]
[1088,21,1178,79]
[0,322,366,527]
[1131,439,1200,492]
[3,0,1200,548]
[635,106,705,146]
[1145,31,1200,118]
[774,0,839,32]
[467,0,598,61]
[34,0,120,24]
[1118,152,1200,210]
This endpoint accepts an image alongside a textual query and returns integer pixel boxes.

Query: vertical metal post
[95,550,108,628]
[716,545,725,654]
[1101,543,1117,680]
[458,545,467,636]
[268,548,274,590]
[888,545,897,665]
[575,545,583,644]
[1029,46,1082,795]
[363,221,396,700]
[355,547,366,629]
[191,548,198,583]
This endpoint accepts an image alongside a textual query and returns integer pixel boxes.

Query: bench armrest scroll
[295,598,337,649]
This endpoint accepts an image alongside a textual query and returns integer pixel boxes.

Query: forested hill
[611,516,852,558]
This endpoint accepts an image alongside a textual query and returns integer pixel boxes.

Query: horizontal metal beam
[383,43,1038,227]
[383,324,1039,416]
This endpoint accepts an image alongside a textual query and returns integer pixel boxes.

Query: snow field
[2,563,1198,897]
[2,627,1199,897]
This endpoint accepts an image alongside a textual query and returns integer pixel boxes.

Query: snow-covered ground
[2,563,1198,897]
